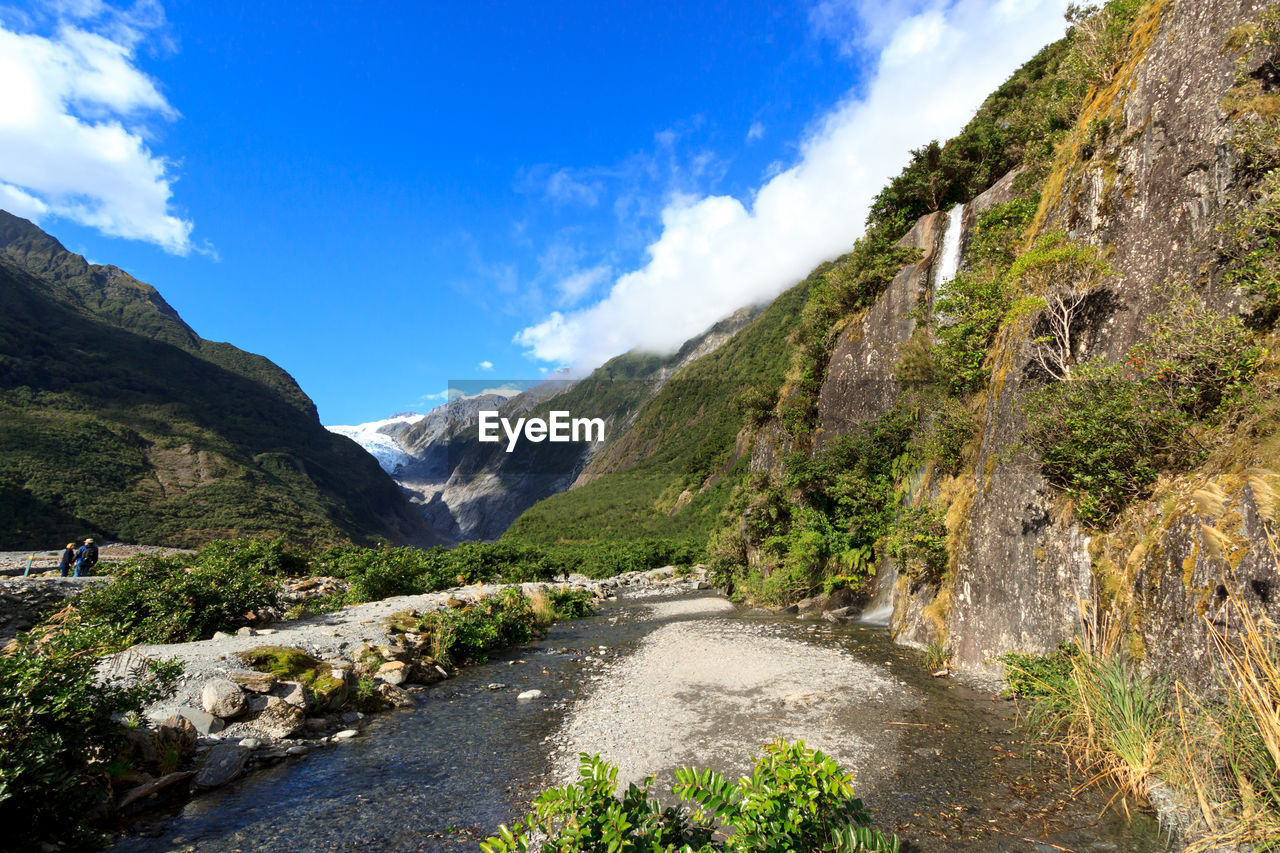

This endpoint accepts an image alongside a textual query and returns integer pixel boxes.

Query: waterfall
[933,203,966,292]
[858,562,898,626]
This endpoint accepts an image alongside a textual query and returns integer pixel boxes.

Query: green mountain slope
[0,214,439,549]
[501,281,808,545]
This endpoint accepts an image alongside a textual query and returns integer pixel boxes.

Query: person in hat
[74,538,99,577]
[57,542,76,578]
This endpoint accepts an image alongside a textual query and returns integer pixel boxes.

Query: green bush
[1022,294,1263,525]
[194,537,311,577]
[410,589,541,666]
[999,643,1080,700]
[906,396,975,476]
[1021,361,1188,525]
[884,504,949,585]
[0,626,180,849]
[482,740,898,853]
[73,552,280,644]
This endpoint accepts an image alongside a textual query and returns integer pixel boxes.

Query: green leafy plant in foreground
[0,625,180,849]
[481,739,898,853]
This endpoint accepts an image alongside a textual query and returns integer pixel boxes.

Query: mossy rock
[384,611,421,633]
[237,645,350,711]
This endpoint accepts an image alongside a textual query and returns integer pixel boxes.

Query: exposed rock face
[946,0,1277,671]
[782,0,1279,679]
[817,212,942,446]
[0,577,105,638]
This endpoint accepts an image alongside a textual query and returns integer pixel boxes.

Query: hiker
[57,542,76,577]
[74,538,98,577]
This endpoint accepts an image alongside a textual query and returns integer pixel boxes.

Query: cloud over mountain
[515,0,1071,370]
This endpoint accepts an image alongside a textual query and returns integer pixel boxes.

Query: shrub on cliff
[1022,292,1264,525]
[0,626,179,849]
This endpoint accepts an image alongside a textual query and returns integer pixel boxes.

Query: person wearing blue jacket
[73,539,98,577]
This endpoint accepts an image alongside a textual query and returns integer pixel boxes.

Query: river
[113,592,1168,852]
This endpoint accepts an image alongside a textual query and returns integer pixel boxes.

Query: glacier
[326,413,426,473]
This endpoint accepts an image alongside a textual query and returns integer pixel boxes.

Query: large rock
[176,707,225,735]
[240,696,305,739]
[194,743,249,789]
[158,714,199,757]
[275,680,311,710]
[374,682,415,708]
[229,670,277,694]
[375,661,409,685]
[201,678,248,719]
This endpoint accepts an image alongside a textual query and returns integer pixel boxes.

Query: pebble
[285,745,309,755]
[517,690,544,701]
[333,729,359,740]
[486,683,508,690]
[238,738,262,749]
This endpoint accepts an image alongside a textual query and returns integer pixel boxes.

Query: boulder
[194,743,249,789]
[241,696,305,739]
[374,682,414,708]
[157,715,199,764]
[375,660,409,685]
[201,678,247,719]
[176,708,225,735]
[275,680,311,710]
[795,594,829,615]
[408,661,445,685]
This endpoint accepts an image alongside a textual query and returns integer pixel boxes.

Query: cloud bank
[0,1,195,254]
[516,0,1071,369]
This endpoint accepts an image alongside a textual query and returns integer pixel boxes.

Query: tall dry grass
[1174,594,1280,851]
[529,588,556,629]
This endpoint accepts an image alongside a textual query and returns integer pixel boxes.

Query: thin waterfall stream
[935,202,966,292]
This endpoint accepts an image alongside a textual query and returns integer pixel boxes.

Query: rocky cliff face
[785,0,1280,679]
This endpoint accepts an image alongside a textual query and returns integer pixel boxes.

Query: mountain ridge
[0,212,443,549]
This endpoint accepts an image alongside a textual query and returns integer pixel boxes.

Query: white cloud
[544,168,601,207]
[477,360,494,371]
[555,263,611,305]
[0,2,195,254]
[746,121,765,142]
[516,0,1070,369]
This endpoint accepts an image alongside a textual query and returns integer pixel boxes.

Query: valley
[4,0,1280,850]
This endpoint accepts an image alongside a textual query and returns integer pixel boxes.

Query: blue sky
[0,0,1070,424]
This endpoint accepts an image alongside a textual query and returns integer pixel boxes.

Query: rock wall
[782,0,1280,678]
[0,577,105,638]
[945,0,1278,673]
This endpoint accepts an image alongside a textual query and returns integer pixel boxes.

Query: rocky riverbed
[110,584,1169,852]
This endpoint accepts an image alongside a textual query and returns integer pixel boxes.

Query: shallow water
[113,595,1168,852]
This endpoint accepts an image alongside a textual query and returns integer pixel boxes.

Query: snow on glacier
[326,413,425,473]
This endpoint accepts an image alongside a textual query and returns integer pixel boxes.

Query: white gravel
[111,566,707,723]
[550,606,920,794]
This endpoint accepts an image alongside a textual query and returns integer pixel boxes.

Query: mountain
[0,211,443,549]
[496,0,1280,690]
[350,311,759,542]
